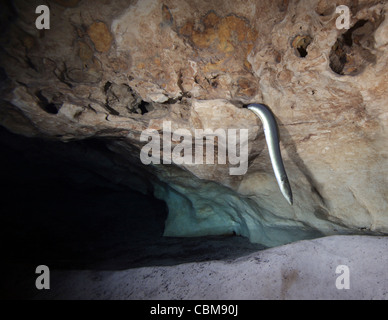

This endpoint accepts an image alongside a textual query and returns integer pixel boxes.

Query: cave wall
[0,0,387,246]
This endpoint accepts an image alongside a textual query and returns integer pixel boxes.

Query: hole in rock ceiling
[292,35,312,58]
[103,81,112,93]
[329,18,382,76]
[138,100,150,114]
[35,90,61,114]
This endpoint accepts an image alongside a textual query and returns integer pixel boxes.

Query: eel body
[247,104,293,205]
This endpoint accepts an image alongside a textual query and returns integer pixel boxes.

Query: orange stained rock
[87,22,113,53]
[181,12,258,55]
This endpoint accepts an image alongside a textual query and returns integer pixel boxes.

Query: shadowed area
[0,127,264,299]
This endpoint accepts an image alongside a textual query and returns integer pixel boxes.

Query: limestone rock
[0,0,387,246]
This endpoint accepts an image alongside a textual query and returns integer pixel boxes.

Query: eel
[247,104,293,205]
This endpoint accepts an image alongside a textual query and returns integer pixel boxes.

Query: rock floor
[3,235,387,300]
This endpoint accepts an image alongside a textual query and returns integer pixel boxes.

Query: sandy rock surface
[31,235,388,300]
